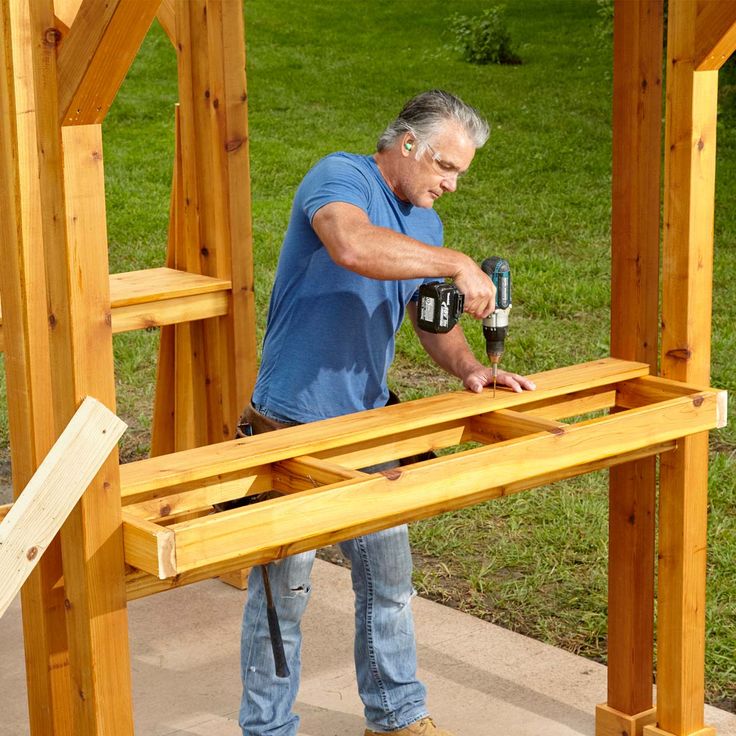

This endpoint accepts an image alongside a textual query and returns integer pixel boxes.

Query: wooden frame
[0,1,733,735]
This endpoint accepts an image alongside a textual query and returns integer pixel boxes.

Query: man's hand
[452,256,497,319]
[462,366,537,394]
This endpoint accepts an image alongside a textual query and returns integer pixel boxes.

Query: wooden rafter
[56,0,160,126]
[695,0,736,71]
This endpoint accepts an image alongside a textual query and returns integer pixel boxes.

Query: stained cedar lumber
[607,0,664,722]
[120,358,651,501]
[123,389,721,579]
[156,0,175,45]
[0,397,126,618]
[56,0,160,125]
[694,0,736,70]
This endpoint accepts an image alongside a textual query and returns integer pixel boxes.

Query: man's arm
[312,201,495,319]
[406,302,536,394]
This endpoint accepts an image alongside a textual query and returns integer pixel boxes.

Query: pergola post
[597,2,663,734]
[643,1,736,736]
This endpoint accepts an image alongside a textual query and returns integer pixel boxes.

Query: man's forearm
[415,323,484,381]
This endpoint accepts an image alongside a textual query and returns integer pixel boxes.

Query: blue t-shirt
[252,152,444,423]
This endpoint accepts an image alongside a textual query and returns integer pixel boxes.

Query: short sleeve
[301,154,373,223]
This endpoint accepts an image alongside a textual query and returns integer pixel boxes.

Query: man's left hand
[463,367,537,394]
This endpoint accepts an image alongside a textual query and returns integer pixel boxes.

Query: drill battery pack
[417,281,464,334]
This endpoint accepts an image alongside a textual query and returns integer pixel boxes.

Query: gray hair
[377,89,490,155]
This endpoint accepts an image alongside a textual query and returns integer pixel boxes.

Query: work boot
[363,716,455,736]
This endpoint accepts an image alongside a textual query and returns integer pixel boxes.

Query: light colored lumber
[2,268,233,350]
[150,105,183,457]
[0,397,126,618]
[596,703,656,736]
[120,359,651,501]
[219,568,249,590]
[48,121,134,734]
[110,290,229,333]
[57,0,160,125]
[694,0,736,70]
[123,439,675,600]
[2,2,75,731]
[272,456,368,494]
[469,409,565,443]
[108,268,231,307]
[313,420,470,470]
[509,386,617,420]
[124,389,720,578]
[121,513,176,580]
[123,466,272,520]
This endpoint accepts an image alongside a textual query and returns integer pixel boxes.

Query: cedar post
[0,4,73,733]
[597,2,663,735]
[644,1,736,735]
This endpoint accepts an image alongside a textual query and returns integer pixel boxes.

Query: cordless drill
[417,256,512,396]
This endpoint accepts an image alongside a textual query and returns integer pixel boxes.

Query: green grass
[1,0,734,711]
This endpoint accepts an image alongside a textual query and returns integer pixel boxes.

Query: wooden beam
[0,398,126,618]
[695,0,736,71]
[0,3,74,731]
[156,0,175,45]
[123,439,676,600]
[56,0,160,126]
[470,409,565,442]
[607,0,664,717]
[47,122,135,735]
[643,2,720,734]
[120,359,651,501]
[125,389,721,578]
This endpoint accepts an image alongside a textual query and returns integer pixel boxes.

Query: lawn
[0,0,733,712]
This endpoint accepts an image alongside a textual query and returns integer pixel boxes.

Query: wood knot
[225,138,243,152]
[48,313,57,328]
[213,98,219,109]
[666,347,692,361]
[381,469,402,481]
[550,426,565,436]
[160,504,171,517]
[26,546,39,561]
[44,27,63,47]
[697,138,705,151]
[693,396,705,408]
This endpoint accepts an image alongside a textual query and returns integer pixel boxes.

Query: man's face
[397,121,477,208]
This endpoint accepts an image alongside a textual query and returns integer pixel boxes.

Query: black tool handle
[261,565,290,678]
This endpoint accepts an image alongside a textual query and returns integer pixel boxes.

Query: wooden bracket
[596,702,657,736]
[0,397,126,618]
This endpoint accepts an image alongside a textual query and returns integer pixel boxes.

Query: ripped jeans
[238,404,428,735]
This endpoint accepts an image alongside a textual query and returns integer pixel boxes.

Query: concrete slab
[1,559,734,736]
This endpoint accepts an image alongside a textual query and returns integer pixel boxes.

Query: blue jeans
[238,471,428,735]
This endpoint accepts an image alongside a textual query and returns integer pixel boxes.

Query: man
[239,90,536,736]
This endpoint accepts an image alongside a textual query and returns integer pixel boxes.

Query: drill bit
[492,362,497,397]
